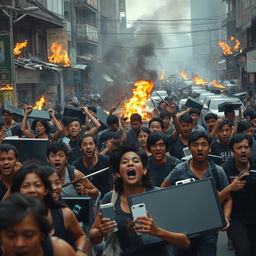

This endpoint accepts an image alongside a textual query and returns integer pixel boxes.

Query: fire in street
[211,80,225,89]
[122,80,154,120]
[33,96,46,110]
[48,42,71,67]
[180,71,188,80]
[13,40,28,56]
[193,75,208,85]
[0,85,14,91]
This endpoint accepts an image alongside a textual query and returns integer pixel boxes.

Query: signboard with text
[0,34,12,85]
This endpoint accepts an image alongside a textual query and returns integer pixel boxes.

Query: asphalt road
[217,231,234,256]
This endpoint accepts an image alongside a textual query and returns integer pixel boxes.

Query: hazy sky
[126,0,193,74]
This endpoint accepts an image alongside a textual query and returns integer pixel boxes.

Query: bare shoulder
[74,169,84,178]
[51,236,76,256]
[62,207,76,220]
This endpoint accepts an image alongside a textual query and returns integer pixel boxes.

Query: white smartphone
[62,137,70,145]
[175,178,195,185]
[100,203,118,232]
[131,203,147,222]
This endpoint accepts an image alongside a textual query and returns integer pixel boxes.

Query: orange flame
[13,40,28,56]
[218,41,232,55]
[180,71,188,80]
[193,76,208,86]
[0,85,14,91]
[159,70,165,81]
[211,80,225,89]
[230,36,241,52]
[48,42,71,67]
[122,80,154,120]
[33,96,46,110]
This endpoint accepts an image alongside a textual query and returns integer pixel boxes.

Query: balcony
[74,0,98,10]
[77,24,98,42]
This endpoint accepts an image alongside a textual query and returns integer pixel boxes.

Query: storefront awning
[73,64,88,70]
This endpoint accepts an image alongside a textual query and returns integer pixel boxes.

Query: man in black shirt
[126,113,142,147]
[146,132,181,186]
[211,119,232,163]
[222,134,256,256]
[72,134,112,196]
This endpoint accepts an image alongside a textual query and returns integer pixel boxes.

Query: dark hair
[130,113,142,123]
[243,109,254,120]
[159,111,171,120]
[68,117,82,127]
[204,112,218,122]
[44,166,61,179]
[10,163,64,209]
[224,109,235,116]
[237,120,253,134]
[79,134,97,147]
[137,127,150,137]
[147,132,168,152]
[88,106,97,114]
[229,134,253,150]
[179,113,193,124]
[61,116,72,127]
[188,131,211,147]
[102,131,120,142]
[2,109,13,115]
[0,193,52,235]
[31,119,51,135]
[0,143,18,159]
[47,141,69,157]
[109,144,152,193]
[189,108,201,115]
[106,115,119,126]
[217,119,232,131]
[148,117,164,129]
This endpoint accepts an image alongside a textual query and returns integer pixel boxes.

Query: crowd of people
[0,93,255,256]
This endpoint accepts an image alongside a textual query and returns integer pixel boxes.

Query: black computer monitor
[3,138,49,163]
[128,178,225,246]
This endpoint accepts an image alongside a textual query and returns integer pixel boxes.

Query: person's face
[0,150,18,176]
[137,131,149,148]
[149,121,162,133]
[180,121,193,137]
[19,173,48,201]
[68,121,81,138]
[130,121,141,133]
[191,114,200,125]
[243,127,254,137]
[232,139,251,164]
[47,150,68,172]
[3,113,13,123]
[217,124,232,144]
[48,172,62,201]
[189,137,211,162]
[162,116,170,128]
[80,137,97,158]
[35,122,46,135]
[0,215,44,256]
[108,123,119,132]
[225,112,235,124]
[150,139,166,161]
[119,151,146,186]
[159,102,166,110]
[205,118,217,132]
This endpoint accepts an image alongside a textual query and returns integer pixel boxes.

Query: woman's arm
[81,106,101,135]
[52,236,77,256]
[49,108,63,141]
[20,106,35,138]
[134,215,190,249]
[63,208,89,256]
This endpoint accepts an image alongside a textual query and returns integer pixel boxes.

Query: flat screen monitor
[3,137,49,163]
[128,178,225,245]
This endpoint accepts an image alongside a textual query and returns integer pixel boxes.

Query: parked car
[151,90,168,104]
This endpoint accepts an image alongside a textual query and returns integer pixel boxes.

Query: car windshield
[152,91,167,97]
[210,98,241,109]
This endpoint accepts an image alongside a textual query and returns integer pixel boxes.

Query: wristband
[76,248,86,253]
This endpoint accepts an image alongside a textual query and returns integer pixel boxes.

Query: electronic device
[131,203,147,234]
[63,106,85,124]
[62,196,92,225]
[175,178,195,185]
[128,178,225,246]
[185,97,203,111]
[100,203,118,232]
[62,137,70,145]
[3,137,49,163]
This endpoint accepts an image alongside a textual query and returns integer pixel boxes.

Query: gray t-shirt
[164,159,229,191]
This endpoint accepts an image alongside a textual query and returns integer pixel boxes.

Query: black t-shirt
[210,141,232,164]
[126,129,139,147]
[72,154,112,196]
[168,136,187,160]
[67,133,83,164]
[223,158,256,223]
[147,155,182,186]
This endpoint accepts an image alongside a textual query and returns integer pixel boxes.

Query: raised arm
[48,108,63,141]
[81,106,101,135]
[20,106,35,138]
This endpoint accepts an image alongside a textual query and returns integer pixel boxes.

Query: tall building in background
[190,0,221,80]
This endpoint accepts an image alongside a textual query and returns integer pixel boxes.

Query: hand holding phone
[100,203,118,232]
